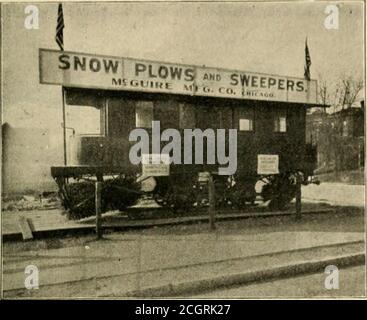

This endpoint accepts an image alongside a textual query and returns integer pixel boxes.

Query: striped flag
[55,4,64,51]
[304,38,311,81]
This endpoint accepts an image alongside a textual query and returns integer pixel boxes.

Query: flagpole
[56,3,67,165]
[62,86,67,165]
[304,37,311,103]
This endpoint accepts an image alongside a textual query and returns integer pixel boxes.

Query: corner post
[61,86,67,166]
[95,174,103,239]
[295,173,302,220]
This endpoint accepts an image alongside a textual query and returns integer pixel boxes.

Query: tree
[334,75,363,109]
[313,74,364,175]
[317,74,363,113]
[318,78,330,113]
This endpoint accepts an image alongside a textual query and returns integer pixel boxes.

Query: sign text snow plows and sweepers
[39,48,317,104]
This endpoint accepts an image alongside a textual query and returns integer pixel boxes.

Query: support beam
[95,180,103,239]
[295,173,302,220]
[208,173,216,230]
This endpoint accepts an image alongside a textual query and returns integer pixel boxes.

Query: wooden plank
[3,208,335,240]
[50,165,133,178]
[18,216,33,240]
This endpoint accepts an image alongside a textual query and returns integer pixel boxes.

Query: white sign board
[257,154,279,175]
[39,49,318,104]
[142,154,170,177]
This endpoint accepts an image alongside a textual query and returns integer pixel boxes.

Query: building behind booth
[306,97,365,183]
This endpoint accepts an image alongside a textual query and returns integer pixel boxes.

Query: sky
[1,1,365,132]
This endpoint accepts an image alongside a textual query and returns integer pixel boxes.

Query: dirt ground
[195,266,366,298]
[3,205,364,254]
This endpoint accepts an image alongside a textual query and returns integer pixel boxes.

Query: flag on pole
[55,4,67,164]
[304,38,311,81]
[55,4,64,51]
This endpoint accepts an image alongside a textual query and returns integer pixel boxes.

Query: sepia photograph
[0,0,365,302]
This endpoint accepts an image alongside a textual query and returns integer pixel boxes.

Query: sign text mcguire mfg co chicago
[39,49,317,104]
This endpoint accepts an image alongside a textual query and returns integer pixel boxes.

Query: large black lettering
[148,65,157,78]
[287,80,295,91]
[89,58,101,72]
[230,74,238,86]
[278,79,285,90]
[58,54,70,70]
[103,59,119,74]
[240,74,251,86]
[158,66,169,79]
[268,77,277,88]
[170,66,183,80]
[251,76,259,87]
[184,68,195,81]
[296,81,304,92]
[74,56,86,71]
[135,63,146,76]
[260,77,267,88]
